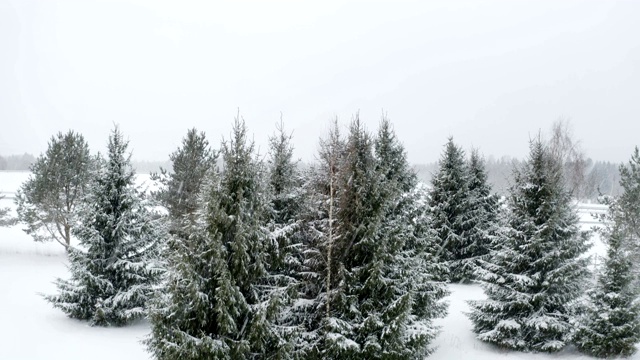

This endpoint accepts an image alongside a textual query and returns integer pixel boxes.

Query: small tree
[573,223,640,358]
[293,119,346,357]
[468,138,591,352]
[15,130,94,248]
[152,128,214,224]
[610,147,640,286]
[548,118,587,199]
[44,126,162,326]
[0,195,14,227]
[465,149,500,263]
[428,137,474,282]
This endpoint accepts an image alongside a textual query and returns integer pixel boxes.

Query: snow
[0,252,150,360]
[0,171,637,359]
[430,284,640,360]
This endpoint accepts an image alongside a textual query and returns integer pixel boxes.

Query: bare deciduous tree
[548,118,588,199]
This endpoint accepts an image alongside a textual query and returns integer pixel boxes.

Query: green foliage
[465,149,500,265]
[15,130,94,247]
[268,119,302,226]
[428,137,474,282]
[146,117,293,359]
[152,128,214,224]
[299,116,448,359]
[44,126,163,326]
[0,197,13,227]
[469,139,591,352]
[573,225,640,358]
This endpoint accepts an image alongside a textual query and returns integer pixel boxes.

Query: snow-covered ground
[0,171,636,359]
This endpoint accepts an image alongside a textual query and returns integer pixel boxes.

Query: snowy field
[0,171,635,360]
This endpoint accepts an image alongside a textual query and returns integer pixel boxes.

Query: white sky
[1,0,639,164]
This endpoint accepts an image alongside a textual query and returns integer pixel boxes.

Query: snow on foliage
[44,126,163,326]
[468,139,591,352]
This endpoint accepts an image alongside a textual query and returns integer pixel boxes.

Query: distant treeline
[0,153,170,174]
[0,154,36,171]
[415,156,623,200]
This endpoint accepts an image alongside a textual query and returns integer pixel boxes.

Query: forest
[2,115,639,359]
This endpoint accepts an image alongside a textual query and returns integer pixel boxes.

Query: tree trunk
[64,224,71,249]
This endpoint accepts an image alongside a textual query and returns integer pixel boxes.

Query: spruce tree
[468,139,591,352]
[146,118,292,359]
[367,117,448,358]
[266,119,304,284]
[606,146,640,287]
[268,119,302,226]
[152,128,213,225]
[297,117,448,359]
[44,126,162,326]
[15,130,94,248]
[465,149,500,263]
[428,137,473,282]
[294,119,345,357]
[573,224,640,358]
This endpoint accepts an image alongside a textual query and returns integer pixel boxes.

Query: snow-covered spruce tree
[428,137,474,282]
[268,119,303,226]
[465,149,500,263]
[468,138,591,352]
[603,146,640,288]
[44,126,163,326]
[293,119,346,357]
[266,119,304,286]
[573,223,640,358]
[15,130,94,248]
[146,117,293,359]
[314,117,386,358]
[365,116,448,358]
[152,127,214,226]
[264,119,305,353]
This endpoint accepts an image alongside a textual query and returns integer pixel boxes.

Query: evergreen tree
[365,117,448,358]
[468,139,591,352]
[465,149,500,263]
[298,117,447,359]
[0,195,13,227]
[268,119,302,226]
[428,137,474,282]
[152,128,213,225]
[15,130,94,248]
[264,119,305,355]
[573,223,640,358]
[146,118,292,359]
[44,126,162,326]
[605,146,640,287]
[294,119,345,357]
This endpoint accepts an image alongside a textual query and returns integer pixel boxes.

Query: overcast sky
[1,0,639,164]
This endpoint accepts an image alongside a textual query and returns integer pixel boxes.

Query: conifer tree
[268,119,302,226]
[604,146,640,287]
[293,119,345,357]
[15,130,94,248]
[468,139,591,352]
[298,117,447,359]
[146,118,292,359]
[152,128,213,226]
[317,117,386,358]
[465,149,500,263]
[44,126,162,326]
[366,117,448,358]
[573,223,640,358]
[428,137,474,282]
